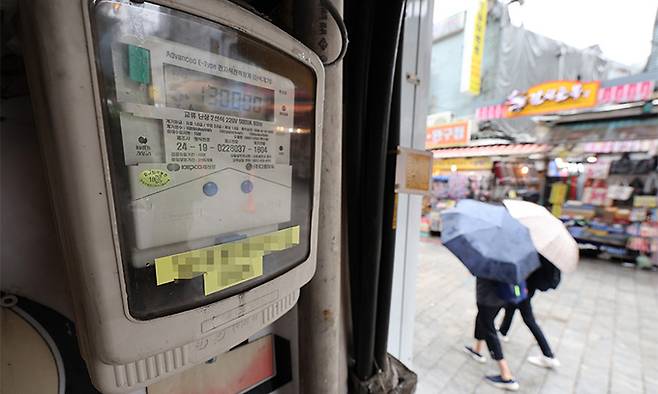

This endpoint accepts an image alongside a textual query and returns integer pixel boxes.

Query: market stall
[541,108,658,266]
[426,76,658,268]
[425,143,550,234]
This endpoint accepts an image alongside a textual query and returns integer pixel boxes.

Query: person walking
[464,277,520,391]
[498,256,561,369]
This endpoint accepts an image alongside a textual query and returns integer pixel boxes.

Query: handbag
[633,157,657,174]
[610,153,633,175]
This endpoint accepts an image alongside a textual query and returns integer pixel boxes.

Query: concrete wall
[428,10,503,118]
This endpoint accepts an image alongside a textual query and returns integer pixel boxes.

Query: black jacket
[527,256,561,293]
[476,277,506,307]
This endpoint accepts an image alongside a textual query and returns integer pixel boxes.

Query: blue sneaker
[485,375,519,391]
[463,346,487,363]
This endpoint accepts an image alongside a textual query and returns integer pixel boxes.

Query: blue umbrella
[440,199,540,284]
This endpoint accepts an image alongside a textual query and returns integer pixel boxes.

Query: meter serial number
[217,144,247,153]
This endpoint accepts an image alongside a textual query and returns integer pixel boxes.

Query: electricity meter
[20,0,323,392]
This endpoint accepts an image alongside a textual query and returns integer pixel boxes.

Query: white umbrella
[503,199,579,273]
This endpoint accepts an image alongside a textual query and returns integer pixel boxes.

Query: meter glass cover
[92,1,317,319]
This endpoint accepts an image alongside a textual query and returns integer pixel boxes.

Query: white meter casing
[20,0,323,392]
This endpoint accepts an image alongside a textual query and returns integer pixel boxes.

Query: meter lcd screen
[164,64,275,122]
[92,1,317,319]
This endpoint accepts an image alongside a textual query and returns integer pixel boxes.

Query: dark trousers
[474,303,504,361]
[499,295,554,358]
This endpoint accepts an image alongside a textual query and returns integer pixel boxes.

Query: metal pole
[296,1,347,392]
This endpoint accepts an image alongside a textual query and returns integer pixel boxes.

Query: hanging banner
[426,120,472,149]
[460,0,488,95]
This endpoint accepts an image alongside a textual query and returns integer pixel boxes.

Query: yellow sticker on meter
[139,169,171,187]
[154,226,300,295]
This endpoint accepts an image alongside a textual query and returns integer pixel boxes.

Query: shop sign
[597,81,654,105]
[505,80,599,117]
[475,80,599,120]
[432,157,493,174]
[426,120,471,149]
[460,0,488,95]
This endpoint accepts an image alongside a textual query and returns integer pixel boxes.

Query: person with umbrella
[441,200,541,391]
[496,200,580,369]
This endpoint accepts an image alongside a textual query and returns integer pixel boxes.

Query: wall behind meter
[1,1,74,319]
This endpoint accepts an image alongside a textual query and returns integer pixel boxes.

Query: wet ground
[413,236,658,394]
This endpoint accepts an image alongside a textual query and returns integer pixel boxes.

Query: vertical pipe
[345,0,406,381]
[373,32,403,369]
[295,1,347,392]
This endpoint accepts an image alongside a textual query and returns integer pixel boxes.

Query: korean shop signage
[505,80,599,117]
[426,120,471,149]
[476,80,599,120]
[460,0,488,95]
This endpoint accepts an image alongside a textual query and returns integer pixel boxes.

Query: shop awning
[432,143,551,159]
[546,116,658,144]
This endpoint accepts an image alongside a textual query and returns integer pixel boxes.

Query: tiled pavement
[412,236,658,394]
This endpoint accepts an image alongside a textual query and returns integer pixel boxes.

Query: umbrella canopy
[441,199,540,284]
[503,199,579,273]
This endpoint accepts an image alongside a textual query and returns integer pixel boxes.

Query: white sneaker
[528,355,560,369]
[464,346,487,363]
[500,334,510,343]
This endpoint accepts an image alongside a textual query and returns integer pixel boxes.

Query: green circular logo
[139,169,171,187]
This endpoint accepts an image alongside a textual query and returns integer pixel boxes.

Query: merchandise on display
[548,149,658,264]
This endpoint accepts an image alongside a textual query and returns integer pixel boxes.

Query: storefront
[424,143,550,234]
[540,104,658,265]
[425,76,658,267]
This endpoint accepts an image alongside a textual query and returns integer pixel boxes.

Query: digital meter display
[92,1,317,319]
[164,64,275,121]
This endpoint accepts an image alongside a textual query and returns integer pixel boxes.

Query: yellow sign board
[432,157,493,174]
[460,0,488,95]
[506,80,599,117]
